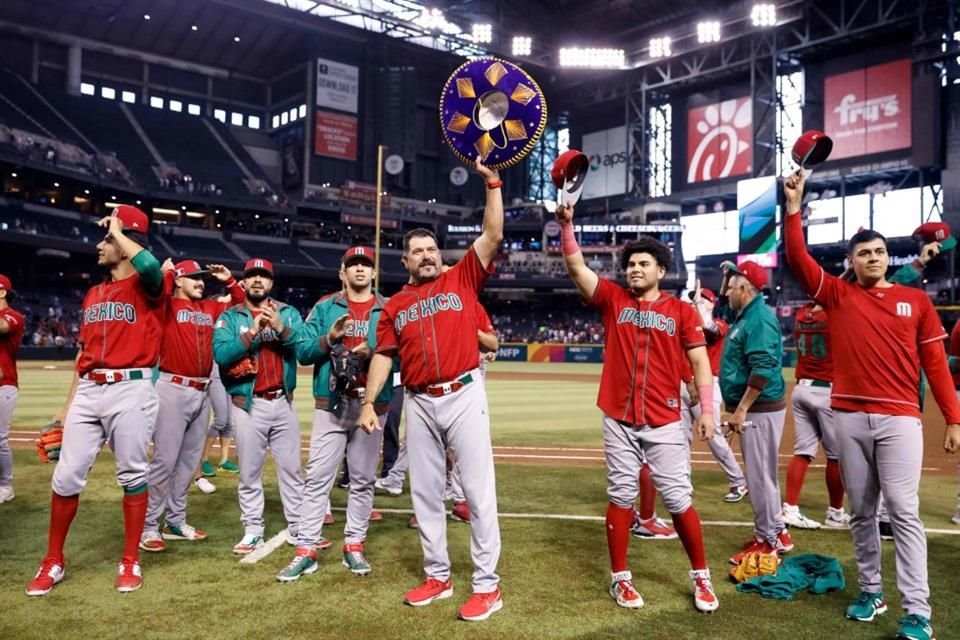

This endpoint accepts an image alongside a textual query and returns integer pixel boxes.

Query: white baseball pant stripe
[680,381,745,487]
[834,411,929,618]
[232,397,303,537]
[0,385,17,487]
[298,400,385,546]
[739,409,786,545]
[602,417,693,513]
[405,369,500,593]
[52,378,159,496]
[145,378,211,531]
[791,384,839,459]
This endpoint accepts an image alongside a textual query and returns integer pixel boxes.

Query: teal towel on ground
[736,553,846,600]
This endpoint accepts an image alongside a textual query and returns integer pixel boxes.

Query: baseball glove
[36,419,63,463]
[328,343,365,409]
[729,549,780,583]
[225,354,258,379]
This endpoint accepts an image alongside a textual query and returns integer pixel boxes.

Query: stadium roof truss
[260,0,486,57]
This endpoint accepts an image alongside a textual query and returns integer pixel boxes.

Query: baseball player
[213,258,305,555]
[684,284,748,502]
[139,260,244,552]
[718,260,793,566]
[555,204,719,613]
[784,170,960,640]
[780,302,849,530]
[276,246,391,581]
[199,361,240,478]
[0,274,25,503]
[358,156,505,622]
[26,205,162,596]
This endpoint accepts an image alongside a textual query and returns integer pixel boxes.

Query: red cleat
[115,559,143,593]
[404,577,453,606]
[26,558,65,597]
[458,588,504,621]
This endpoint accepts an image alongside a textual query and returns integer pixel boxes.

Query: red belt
[253,388,285,400]
[164,374,211,391]
[409,373,474,397]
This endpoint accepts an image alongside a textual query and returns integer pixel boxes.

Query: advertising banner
[316,58,360,114]
[496,345,528,362]
[314,111,358,160]
[687,97,753,184]
[824,59,911,159]
[581,125,632,199]
[565,345,604,363]
[736,175,778,255]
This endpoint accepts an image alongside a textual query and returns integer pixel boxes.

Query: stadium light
[472,23,493,44]
[143,14,150,20]
[649,37,672,58]
[559,48,625,68]
[233,36,240,43]
[191,25,198,31]
[512,36,532,56]
[697,21,721,43]
[751,4,777,27]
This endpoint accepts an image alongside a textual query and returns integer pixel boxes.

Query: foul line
[332,507,960,536]
[239,529,290,565]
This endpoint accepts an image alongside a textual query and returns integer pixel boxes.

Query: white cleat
[690,569,719,613]
[823,507,851,529]
[782,503,822,529]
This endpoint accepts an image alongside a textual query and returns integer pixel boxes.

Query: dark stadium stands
[160,229,240,262]
[0,72,85,146]
[232,235,315,267]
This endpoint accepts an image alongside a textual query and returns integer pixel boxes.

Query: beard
[246,289,268,303]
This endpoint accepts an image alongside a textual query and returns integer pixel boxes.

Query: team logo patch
[896,302,912,318]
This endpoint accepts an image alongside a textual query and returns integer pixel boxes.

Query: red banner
[824,59,911,159]
[339,181,390,207]
[314,111,358,160]
[686,96,753,184]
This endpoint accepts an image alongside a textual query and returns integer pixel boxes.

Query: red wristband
[486,180,503,190]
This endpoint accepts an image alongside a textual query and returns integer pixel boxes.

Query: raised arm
[783,171,840,305]
[472,156,504,269]
[555,203,599,300]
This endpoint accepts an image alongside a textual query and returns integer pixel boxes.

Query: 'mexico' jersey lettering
[394,293,464,333]
[346,319,370,338]
[616,307,677,335]
[84,302,137,324]
[175,309,214,326]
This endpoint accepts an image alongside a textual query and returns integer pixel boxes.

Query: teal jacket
[296,291,393,412]
[719,294,786,411]
[213,299,303,410]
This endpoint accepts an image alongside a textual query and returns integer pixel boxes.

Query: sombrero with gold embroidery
[439,57,547,171]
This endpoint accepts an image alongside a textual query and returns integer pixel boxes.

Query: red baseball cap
[243,258,274,278]
[688,288,717,304]
[112,205,150,234]
[0,274,12,292]
[729,260,768,290]
[342,246,375,267]
[551,149,589,206]
[791,130,833,168]
[174,260,208,278]
[912,222,957,251]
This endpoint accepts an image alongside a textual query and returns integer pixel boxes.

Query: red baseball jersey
[343,296,377,387]
[786,213,960,421]
[376,246,493,388]
[949,320,960,388]
[590,280,706,427]
[705,318,728,376]
[0,306,25,387]
[794,304,834,383]
[77,273,163,375]
[477,302,495,335]
[158,273,244,378]
[251,309,286,393]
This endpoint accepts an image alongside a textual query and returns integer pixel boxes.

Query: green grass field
[1,362,958,640]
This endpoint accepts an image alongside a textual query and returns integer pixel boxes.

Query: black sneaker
[336,476,350,489]
[879,521,894,541]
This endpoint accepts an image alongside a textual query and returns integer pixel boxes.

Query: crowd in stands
[0,123,133,186]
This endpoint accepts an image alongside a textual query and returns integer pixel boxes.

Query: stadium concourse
[2,0,960,638]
